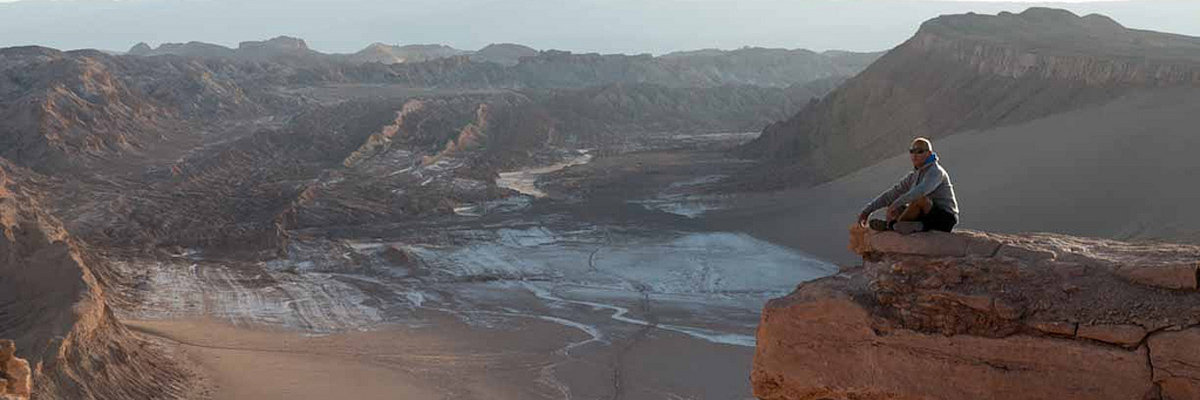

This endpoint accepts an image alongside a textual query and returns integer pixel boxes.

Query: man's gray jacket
[861,159,959,218]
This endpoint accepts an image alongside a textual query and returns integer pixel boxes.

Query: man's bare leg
[897,196,932,222]
[890,196,931,234]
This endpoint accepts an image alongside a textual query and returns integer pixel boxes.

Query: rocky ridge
[752,226,1200,399]
[0,46,268,172]
[740,8,1200,184]
[126,38,879,89]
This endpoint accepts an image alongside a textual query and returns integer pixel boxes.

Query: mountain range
[126,37,881,88]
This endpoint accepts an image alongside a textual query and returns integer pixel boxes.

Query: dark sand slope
[739,8,1200,185]
[718,88,1200,264]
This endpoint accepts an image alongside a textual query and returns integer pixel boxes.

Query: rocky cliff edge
[752,226,1200,400]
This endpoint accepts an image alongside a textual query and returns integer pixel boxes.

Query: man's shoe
[893,221,924,234]
[868,219,890,231]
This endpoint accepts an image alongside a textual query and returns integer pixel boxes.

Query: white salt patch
[496,151,593,198]
[130,261,382,332]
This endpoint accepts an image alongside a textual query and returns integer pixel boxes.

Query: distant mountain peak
[238,36,310,52]
[128,42,152,55]
[472,43,537,66]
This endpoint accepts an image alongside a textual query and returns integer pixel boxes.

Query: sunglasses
[908,148,929,154]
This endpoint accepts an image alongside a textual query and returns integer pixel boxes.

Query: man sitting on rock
[856,137,959,234]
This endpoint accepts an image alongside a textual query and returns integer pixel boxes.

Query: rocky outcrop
[740,8,1200,184]
[753,227,1200,399]
[0,163,189,399]
[0,340,31,400]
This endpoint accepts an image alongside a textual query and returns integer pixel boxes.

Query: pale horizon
[0,0,1197,55]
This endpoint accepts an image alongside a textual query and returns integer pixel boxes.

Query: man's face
[909,146,929,168]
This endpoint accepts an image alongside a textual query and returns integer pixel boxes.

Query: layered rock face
[0,163,187,399]
[753,227,1200,400]
[740,8,1200,183]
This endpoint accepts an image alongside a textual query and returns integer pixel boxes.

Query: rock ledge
[752,227,1200,400]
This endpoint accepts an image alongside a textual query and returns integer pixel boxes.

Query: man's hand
[856,212,869,226]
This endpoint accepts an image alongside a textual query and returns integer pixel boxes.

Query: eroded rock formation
[0,163,188,399]
[0,340,31,400]
[753,226,1200,399]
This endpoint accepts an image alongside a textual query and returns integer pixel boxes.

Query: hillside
[0,46,265,173]
[739,8,1200,184]
[0,162,189,398]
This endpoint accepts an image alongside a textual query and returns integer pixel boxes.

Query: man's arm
[860,172,915,218]
[892,165,946,208]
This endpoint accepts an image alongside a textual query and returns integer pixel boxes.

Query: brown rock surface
[753,228,1200,399]
[1077,324,1148,347]
[1148,328,1200,400]
[0,340,31,399]
[1117,263,1199,291]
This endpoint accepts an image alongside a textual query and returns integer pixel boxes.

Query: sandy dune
[717,88,1200,264]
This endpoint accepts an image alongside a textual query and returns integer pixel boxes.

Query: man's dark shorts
[921,206,957,232]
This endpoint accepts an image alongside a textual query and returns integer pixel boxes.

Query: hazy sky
[0,0,1197,54]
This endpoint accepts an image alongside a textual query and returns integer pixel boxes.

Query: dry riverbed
[121,138,834,399]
